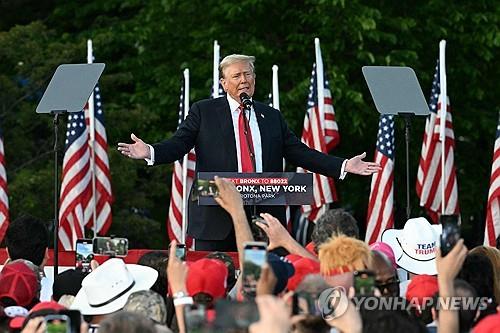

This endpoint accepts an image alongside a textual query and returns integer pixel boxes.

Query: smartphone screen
[192,179,219,201]
[75,239,93,273]
[59,310,81,333]
[175,244,186,261]
[439,214,460,256]
[92,237,129,256]
[44,314,70,333]
[242,242,267,297]
[353,270,376,296]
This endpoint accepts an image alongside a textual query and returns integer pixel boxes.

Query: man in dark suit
[118,54,380,251]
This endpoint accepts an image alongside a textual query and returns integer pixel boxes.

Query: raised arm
[213,176,253,264]
[256,213,317,261]
[436,239,468,333]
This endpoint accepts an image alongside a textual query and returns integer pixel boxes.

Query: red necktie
[238,105,255,172]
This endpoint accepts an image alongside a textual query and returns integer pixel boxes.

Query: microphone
[239,92,253,110]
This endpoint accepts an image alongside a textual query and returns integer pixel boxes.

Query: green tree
[0,0,498,248]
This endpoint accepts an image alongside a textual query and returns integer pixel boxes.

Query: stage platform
[0,248,240,268]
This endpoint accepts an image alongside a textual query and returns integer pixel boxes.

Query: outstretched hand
[117,133,150,160]
[345,152,381,176]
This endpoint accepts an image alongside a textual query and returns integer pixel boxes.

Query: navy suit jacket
[153,97,345,240]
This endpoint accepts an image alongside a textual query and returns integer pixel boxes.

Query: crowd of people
[0,177,499,333]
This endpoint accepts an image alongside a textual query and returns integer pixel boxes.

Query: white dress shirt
[226,94,262,172]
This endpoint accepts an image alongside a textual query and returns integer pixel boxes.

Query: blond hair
[219,54,255,78]
[318,235,372,275]
[470,245,500,303]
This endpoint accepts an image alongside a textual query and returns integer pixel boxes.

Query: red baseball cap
[9,301,67,330]
[285,254,303,264]
[30,301,66,313]
[406,274,439,306]
[473,312,500,333]
[187,259,228,300]
[0,262,39,307]
[305,242,317,256]
[287,257,320,291]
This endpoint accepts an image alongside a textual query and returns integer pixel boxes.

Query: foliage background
[0,0,498,248]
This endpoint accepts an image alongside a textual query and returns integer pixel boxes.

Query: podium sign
[197,172,313,206]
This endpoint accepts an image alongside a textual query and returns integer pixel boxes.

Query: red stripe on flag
[416,96,459,222]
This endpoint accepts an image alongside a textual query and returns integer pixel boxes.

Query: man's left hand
[345,152,381,176]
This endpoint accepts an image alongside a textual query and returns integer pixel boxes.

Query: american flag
[484,112,500,246]
[416,60,459,222]
[0,127,9,243]
[210,83,225,98]
[267,92,275,108]
[365,115,395,244]
[297,63,339,222]
[59,111,92,250]
[167,78,195,246]
[84,85,112,235]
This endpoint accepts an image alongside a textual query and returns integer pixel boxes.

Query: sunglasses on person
[375,277,400,296]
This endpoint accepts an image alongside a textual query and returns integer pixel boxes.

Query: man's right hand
[117,133,150,159]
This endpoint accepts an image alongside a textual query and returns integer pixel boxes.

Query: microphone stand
[53,113,60,275]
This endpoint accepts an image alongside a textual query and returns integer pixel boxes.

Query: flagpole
[181,68,190,244]
[273,64,291,227]
[314,38,325,121]
[87,39,97,238]
[272,64,285,169]
[439,40,447,215]
[212,41,220,98]
[272,65,280,111]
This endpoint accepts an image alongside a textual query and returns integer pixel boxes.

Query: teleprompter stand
[362,66,429,220]
[36,63,105,275]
